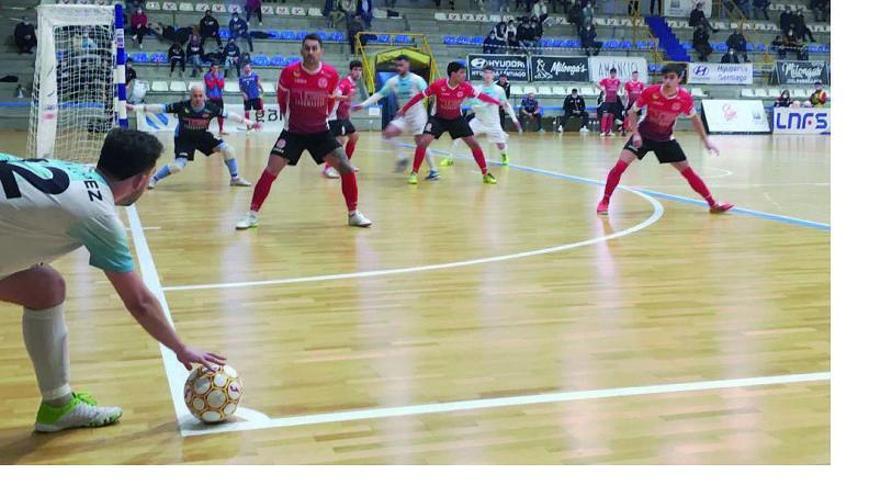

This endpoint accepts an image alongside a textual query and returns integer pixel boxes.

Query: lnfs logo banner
[773,107,830,134]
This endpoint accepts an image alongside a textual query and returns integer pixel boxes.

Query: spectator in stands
[628,1,640,16]
[14,18,37,55]
[771,34,785,58]
[734,0,751,19]
[559,88,589,133]
[519,92,544,132]
[783,29,806,60]
[483,31,505,54]
[775,89,792,107]
[792,11,816,43]
[533,0,549,21]
[579,22,601,55]
[81,32,98,52]
[810,81,827,107]
[693,25,712,61]
[492,20,508,39]
[130,6,148,50]
[505,20,519,52]
[124,58,137,100]
[752,0,770,21]
[689,2,718,33]
[229,12,254,52]
[650,0,662,15]
[158,22,177,44]
[532,15,544,48]
[347,14,366,55]
[223,39,242,78]
[199,8,222,49]
[810,0,829,22]
[720,47,740,63]
[726,28,749,62]
[245,0,263,26]
[186,34,205,77]
[496,73,512,128]
[358,0,374,29]
[779,5,795,32]
[518,18,535,53]
[580,1,595,28]
[168,41,185,77]
[435,0,456,10]
[330,0,357,28]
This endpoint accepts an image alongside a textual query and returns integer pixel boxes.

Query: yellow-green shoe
[500,153,510,166]
[34,391,123,433]
[408,171,419,185]
[440,157,454,167]
[482,172,497,185]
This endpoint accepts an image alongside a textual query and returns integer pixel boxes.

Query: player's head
[781,89,790,98]
[447,61,466,83]
[499,74,508,82]
[814,81,823,90]
[660,63,685,89]
[609,68,617,78]
[125,58,133,67]
[395,54,410,75]
[571,88,578,95]
[481,66,495,84]
[349,60,363,80]
[96,128,163,206]
[527,91,535,100]
[189,83,206,107]
[209,62,219,73]
[242,63,252,74]
[301,33,323,65]
[631,70,639,81]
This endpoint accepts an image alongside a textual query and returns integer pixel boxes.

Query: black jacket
[689,9,706,27]
[563,95,586,114]
[200,15,219,36]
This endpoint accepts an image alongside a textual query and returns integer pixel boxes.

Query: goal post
[28,2,128,162]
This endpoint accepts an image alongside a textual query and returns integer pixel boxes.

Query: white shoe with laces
[235,211,259,230]
[322,166,340,179]
[230,176,252,187]
[147,177,157,189]
[348,211,372,228]
[34,392,123,433]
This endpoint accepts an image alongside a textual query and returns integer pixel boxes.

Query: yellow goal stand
[353,32,440,94]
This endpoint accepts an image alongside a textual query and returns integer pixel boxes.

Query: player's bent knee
[27,266,66,309]
[217,142,235,161]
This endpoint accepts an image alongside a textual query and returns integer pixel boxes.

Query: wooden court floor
[0,129,829,464]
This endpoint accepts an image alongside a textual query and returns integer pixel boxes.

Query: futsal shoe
[557,125,564,133]
[440,157,455,167]
[482,173,497,185]
[596,200,609,215]
[579,126,589,134]
[710,202,734,214]
[147,177,157,190]
[34,392,123,433]
[230,176,252,187]
[426,170,441,181]
[235,211,259,230]
[500,153,510,166]
[322,166,340,179]
[348,211,373,227]
[408,172,419,185]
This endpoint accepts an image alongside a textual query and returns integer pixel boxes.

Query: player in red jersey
[397,61,502,185]
[598,68,625,136]
[235,34,371,229]
[623,70,645,133]
[322,59,362,179]
[597,64,733,215]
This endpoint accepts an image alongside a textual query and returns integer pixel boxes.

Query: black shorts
[624,135,687,164]
[270,129,341,165]
[209,98,224,112]
[244,98,264,111]
[174,132,223,160]
[424,115,473,139]
[600,100,625,118]
[329,119,356,137]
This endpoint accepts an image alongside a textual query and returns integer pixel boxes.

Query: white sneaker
[322,166,340,179]
[230,176,252,187]
[557,125,564,133]
[34,392,123,433]
[235,211,259,230]
[348,210,372,228]
[147,177,157,190]
[580,126,589,133]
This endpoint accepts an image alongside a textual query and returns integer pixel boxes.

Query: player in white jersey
[443,66,522,167]
[351,54,440,180]
[0,129,225,432]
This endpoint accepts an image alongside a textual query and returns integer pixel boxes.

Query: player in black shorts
[127,83,258,189]
[324,60,363,179]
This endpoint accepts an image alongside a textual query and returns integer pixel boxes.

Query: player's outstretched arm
[126,103,166,113]
[689,113,719,155]
[105,270,226,370]
[224,111,258,129]
[397,92,426,116]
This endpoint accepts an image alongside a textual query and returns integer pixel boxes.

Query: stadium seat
[523,85,537,95]
[151,81,170,93]
[130,52,149,63]
[251,55,270,67]
[285,56,301,65]
[551,86,567,96]
[691,87,706,98]
[211,4,226,13]
[225,81,240,93]
[394,35,412,44]
[169,81,187,92]
[792,88,809,98]
[270,56,287,66]
[162,2,178,12]
[194,2,210,12]
[537,86,553,96]
[753,88,769,98]
[308,7,323,16]
[261,81,276,94]
[741,88,755,98]
[276,6,291,15]
[291,6,307,15]
[150,53,168,64]
[145,2,160,10]
[266,30,282,40]
[435,12,447,21]
[510,85,525,96]
[261,6,274,16]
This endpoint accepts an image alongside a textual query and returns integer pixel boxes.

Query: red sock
[602,160,630,202]
[218,116,224,133]
[471,146,488,174]
[244,110,250,121]
[341,171,358,212]
[250,169,277,212]
[680,166,715,206]
[412,145,427,173]
[344,139,357,159]
[602,114,612,133]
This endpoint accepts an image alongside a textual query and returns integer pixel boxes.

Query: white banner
[588,56,648,83]
[136,103,285,134]
[772,107,830,135]
[687,63,753,85]
[702,99,770,134]
[664,0,713,17]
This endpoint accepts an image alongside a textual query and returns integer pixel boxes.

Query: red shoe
[710,202,734,214]
[596,200,609,215]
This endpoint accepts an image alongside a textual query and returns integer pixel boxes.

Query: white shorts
[470,118,508,144]
[388,110,428,136]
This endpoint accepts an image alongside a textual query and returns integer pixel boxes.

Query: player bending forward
[0,129,226,432]
[235,34,371,230]
[443,66,522,167]
[324,60,364,179]
[398,61,502,185]
[597,64,733,215]
[127,84,257,189]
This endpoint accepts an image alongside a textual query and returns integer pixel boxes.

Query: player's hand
[632,133,643,148]
[351,103,363,112]
[705,139,720,155]
[176,346,226,371]
[125,103,135,112]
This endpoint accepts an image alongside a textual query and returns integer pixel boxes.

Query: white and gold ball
[183,364,243,423]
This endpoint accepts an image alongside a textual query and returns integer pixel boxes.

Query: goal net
[28,3,126,162]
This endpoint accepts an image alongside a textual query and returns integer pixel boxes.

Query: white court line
[180,371,830,437]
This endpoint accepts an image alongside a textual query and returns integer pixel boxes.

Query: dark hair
[349,60,363,70]
[395,54,410,62]
[610,67,617,73]
[482,65,495,72]
[660,63,685,77]
[571,88,578,92]
[499,73,508,78]
[447,61,465,76]
[303,33,322,47]
[97,129,164,181]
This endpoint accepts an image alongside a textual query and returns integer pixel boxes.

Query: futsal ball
[183,364,243,423]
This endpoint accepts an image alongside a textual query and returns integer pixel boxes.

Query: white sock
[425,149,437,172]
[449,138,462,158]
[23,304,71,404]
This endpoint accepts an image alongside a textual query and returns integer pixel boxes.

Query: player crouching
[127,83,258,189]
